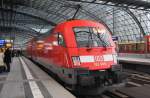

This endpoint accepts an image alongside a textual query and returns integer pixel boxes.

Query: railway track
[100,70,150,98]
[79,90,133,98]
[83,70,150,98]
[102,83,150,98]
[123,69,150,86]
[129,74,150,85]
[102,90,129,98]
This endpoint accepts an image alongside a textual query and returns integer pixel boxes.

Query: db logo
[94,56,103,62]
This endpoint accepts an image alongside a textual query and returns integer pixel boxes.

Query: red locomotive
[26,20,122,88]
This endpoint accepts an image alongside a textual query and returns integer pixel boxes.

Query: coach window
[58,33,65,46]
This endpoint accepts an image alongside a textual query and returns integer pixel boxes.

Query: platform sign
[0,40,5,43]
[112,36,118,41]
[0,40,5,47]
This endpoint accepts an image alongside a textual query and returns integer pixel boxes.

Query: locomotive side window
[58,33,65,46]
[74,27,112,47]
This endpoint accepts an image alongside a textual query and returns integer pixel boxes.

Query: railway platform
[118,52,150,65]
[118,54,150,74]
[118,56,150,65]
[0,57,76,98]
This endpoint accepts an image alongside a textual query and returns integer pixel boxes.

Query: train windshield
[74,27,112,47]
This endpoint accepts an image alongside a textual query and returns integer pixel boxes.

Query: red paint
[27,20,116,70]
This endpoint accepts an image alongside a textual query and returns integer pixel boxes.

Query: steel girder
[66,0,150,10]
[66,0,146,39]
[122,8,145,35]
[0,8,56,26]
[0,25,38,36]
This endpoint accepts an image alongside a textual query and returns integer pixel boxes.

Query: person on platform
[3,48,12,72]
[0,48,5,72]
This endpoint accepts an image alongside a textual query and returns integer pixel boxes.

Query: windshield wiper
[97,33,109,47]
[87,30,93,48]
[90,28,107,47]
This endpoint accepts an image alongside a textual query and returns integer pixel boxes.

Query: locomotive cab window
[74,27,112,47]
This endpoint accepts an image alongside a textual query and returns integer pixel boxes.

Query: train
[26,19,123,89]
[118,35,150,58]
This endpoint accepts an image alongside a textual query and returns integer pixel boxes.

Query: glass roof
[0,0,150,46]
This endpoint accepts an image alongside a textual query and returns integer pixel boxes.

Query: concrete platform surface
[118,57,150,65]
[0,57,76,98]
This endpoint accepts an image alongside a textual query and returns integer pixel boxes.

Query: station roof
[0,0,150,47]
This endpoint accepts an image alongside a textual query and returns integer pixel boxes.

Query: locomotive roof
[55,19,106,30]
[58,19,102,26]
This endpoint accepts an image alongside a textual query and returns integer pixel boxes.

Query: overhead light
[6,43,12,47]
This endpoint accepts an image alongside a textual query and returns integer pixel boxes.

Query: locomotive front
[64,20,122,87]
